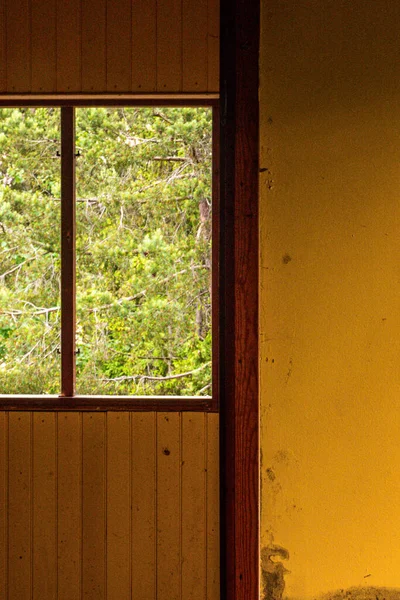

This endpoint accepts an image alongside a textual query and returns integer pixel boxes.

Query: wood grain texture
[0,413,7,599]
[107,412,131,600]
[5,0,31,91]
[57,412,82,600]
[8,413,32,600]
[3,411,219,599]
[207,0,219,92]
[32,413,57,600]
[220,0,259,599]
[81,0,106,91]
[156,0,182,92]
[106,0,131,91]
[1,0,219,94]
[156,412,181,600]
[31,0,56,92]
[183,0,208,91]
[131,412,157,599]
[0,0,6,91]
[82,413,106,600]
[56,0,81,92]
[207,413,220,598]
[131,0,156,92]
[181,412,206,599]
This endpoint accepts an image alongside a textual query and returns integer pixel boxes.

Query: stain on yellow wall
[260,1,400,598]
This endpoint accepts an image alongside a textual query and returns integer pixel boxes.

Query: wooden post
[220,0,260,598]
[60,106,76,397]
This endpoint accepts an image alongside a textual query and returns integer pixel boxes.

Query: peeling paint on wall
[260,545,289,600]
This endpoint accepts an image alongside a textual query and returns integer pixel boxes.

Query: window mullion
[60,106,76,397]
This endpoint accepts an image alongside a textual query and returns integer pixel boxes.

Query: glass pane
[0,108,61,393]
[75,107,212,395]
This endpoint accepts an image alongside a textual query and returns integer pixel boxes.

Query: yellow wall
[260,1,400,598]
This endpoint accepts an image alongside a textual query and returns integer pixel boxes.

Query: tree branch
[102,361,211,383]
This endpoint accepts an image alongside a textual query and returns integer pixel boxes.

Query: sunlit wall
[260,1,400,598]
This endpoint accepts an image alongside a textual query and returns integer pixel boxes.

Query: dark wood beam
[60,106,76,397]
[220,0,260,598]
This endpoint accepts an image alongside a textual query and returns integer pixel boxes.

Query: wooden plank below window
[8,413,32,600]
[32,413,57,600]
[57,412,82,600]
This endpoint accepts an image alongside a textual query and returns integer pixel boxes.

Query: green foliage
[0,107,212,395]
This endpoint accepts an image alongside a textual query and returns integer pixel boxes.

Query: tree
[0,106,212,396]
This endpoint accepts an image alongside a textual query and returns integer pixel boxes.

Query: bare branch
[102,361,211,383]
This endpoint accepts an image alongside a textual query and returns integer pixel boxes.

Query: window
[0,103,218,410]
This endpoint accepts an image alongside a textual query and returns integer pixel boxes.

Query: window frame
[0,98,219,412]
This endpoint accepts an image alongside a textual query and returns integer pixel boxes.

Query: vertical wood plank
[106,0,131,91]
[57,412,82,600]
[183,0,208,91]
[0,0,6,91]
[206,413,220,599]
[131,412,156,600]
[131,0,156,92]
[56,0,81,92]
[82,413,106,600]
[8,413,32,600]
[31,0,56,91]
[0,413,7,599]
[6,0,31,91]
[107,412,131,600]
[207,0,219,92]
[81,0,106,92]
[32,413,57,600]
[181,413,206,599]
[156,0,182,92]
[157,412,181,600]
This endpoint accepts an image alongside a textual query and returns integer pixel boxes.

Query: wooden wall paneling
[156,412,181,600]
[156,0,182,92]
[131,412,156,599]
[181,413,206,599]
[183,0,208,91]
[0,413,7,598]
[5,0,31,91]
[207,0,219,92]
[0,0,6,91]
[82,413,106,600]
[106,412,131,600]
[31,0,56,92]
[131,0,157,92]
[56,0,81,92]
[8,413,32,600]
[57,412,82,600]
[32,413,57,600]
[207,413,220,598]
[81,0,106,92]
[106,0,131,91]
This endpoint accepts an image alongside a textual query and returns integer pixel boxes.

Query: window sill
[0,395,216,412]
